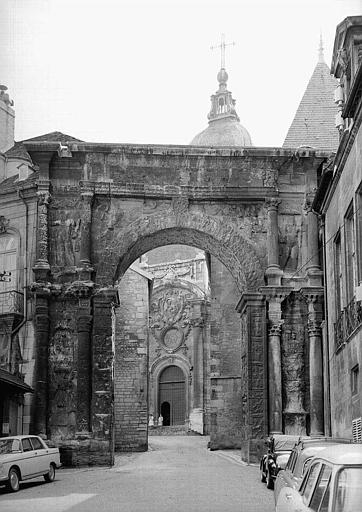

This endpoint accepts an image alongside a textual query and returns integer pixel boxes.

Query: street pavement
[0,436,274,512]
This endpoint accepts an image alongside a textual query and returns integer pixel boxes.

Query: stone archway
[92,208,265,292]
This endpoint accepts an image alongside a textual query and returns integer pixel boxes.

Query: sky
[1,0,361,148]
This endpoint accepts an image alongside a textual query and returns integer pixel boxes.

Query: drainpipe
[319,213,331,436]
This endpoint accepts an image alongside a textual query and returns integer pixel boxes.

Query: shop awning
[0,369,33,393]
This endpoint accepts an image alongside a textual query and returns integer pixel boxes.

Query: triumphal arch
[24,136,328,465]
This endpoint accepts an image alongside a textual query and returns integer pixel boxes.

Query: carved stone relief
[48,304,77,432]
[150,286,192,354]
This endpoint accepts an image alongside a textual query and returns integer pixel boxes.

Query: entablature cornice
[74,181,279,202]
[24,141,331,161]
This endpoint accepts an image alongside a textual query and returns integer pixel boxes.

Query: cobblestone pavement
[0,436,274,512]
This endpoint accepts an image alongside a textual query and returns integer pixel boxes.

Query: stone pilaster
[189,300,206,434]
[265,198,283,286]
[79,191,94,280]
[91,287,119,464]
[77,298,93,433]
[237,293,267,463]
[301,288,324,436]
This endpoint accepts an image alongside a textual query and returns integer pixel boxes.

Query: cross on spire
[211,33,235,69]
[318,33,325,63]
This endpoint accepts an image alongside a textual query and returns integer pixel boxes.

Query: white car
[0,435,61,492]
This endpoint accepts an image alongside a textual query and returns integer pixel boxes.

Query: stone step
[148,425,201,436]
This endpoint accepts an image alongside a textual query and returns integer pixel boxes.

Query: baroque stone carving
[150,286,192,353]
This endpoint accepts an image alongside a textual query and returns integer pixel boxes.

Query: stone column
[268,322,283,434]
[32,154,53,436]
[265,198,283,286]
[261,288,290,435]
[91,287,119,465]
[34,189,51,280]
[302,290,324,436]
[32,285,51,436]
[189,300,206,434]
[79,191,94,273]
[304,199,323,286]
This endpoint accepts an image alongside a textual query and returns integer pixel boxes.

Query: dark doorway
[160,401,170,426]
[159,365,186,425]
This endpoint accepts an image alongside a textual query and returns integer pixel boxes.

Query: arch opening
[113,242,245,451]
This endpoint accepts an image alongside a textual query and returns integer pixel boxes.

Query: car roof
[313,444,362,465]
[0,435,41,441]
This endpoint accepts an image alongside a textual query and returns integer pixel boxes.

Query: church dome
[191,117,252,146]
[190,65,252,147]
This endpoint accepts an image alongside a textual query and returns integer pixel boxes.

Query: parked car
[260,434,300,489]
[274,437,352,504]
[0,435,61,492]
[275,443,362,512]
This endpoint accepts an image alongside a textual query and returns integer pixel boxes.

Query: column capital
[299,287,324,304]
[265,197,281,210]
[260,286,292,303]
[81,191,94,204]
[93,286,120,306]
[269,321,283,337]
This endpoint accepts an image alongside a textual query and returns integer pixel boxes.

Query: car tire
[266,470,274,490]
[44,464,56,482]
[7,467,20,492]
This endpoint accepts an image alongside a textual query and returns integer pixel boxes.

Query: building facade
[314,16,362,442]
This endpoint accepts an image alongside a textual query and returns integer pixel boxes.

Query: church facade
[1,19,356,465]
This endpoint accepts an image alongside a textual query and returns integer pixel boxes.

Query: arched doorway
[159,365,186,426]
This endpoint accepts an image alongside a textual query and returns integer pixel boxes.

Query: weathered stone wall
[324,126,362,438]
[209,256,242,448]
[115,268,149,451]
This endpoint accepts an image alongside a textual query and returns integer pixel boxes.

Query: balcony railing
[335,296,362,350]
[0,290,24,316]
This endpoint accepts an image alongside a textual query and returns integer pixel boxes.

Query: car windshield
[0,439,20,454]
[275,452,290,469]
[334,467,362,512]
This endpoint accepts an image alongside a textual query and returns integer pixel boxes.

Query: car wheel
[7,467,20,492]
[266,470,274,490]
[260,467,266,483]
[44,464,56,482]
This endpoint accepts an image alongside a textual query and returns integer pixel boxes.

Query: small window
[345,203,356,304]
[301,462,321,502]
[30,437,44,450]
[351,365,359,396]
[309,464,332,511]
[22,438,33,452]
[334,231,343,314]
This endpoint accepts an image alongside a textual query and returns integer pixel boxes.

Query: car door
[277,461,321,512]
[29,437,48,474]
[20,437,36,478]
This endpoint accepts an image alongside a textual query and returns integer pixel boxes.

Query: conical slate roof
[283,56,339,151]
